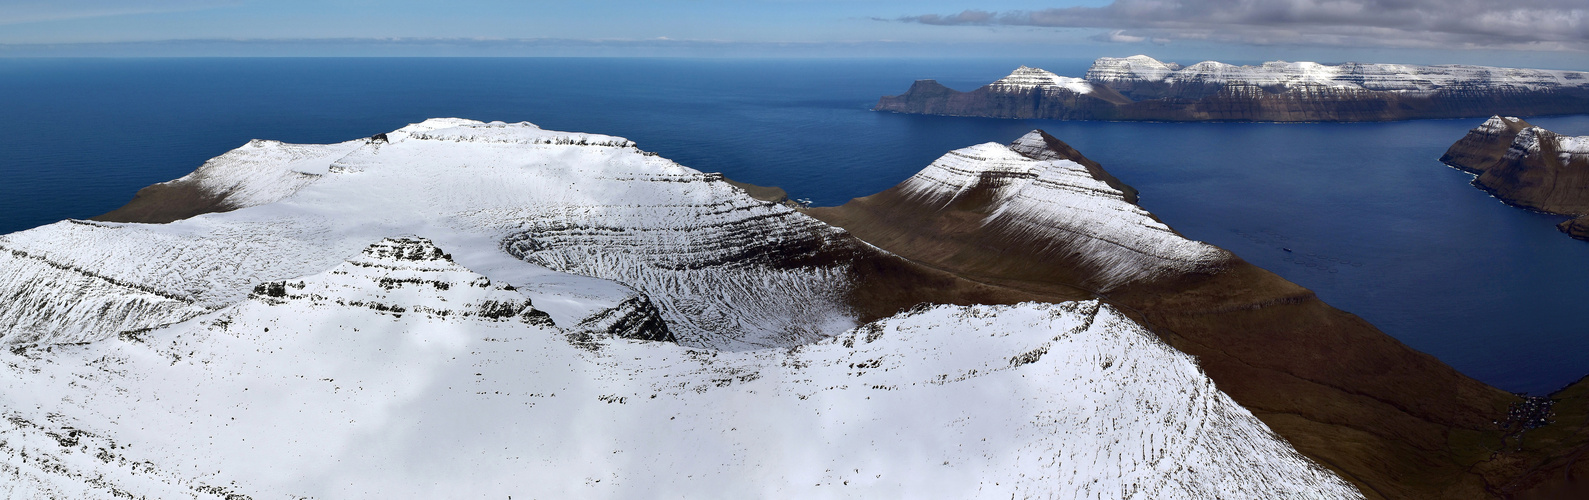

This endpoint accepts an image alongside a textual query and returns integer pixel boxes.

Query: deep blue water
[2,58,1587,394]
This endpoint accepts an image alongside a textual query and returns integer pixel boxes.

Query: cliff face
[876,56,1589,122]
[1442,116,1589,241]
[808,130,1589,499]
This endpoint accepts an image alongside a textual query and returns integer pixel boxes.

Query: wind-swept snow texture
[0,119,856,350]
[898,131,1228,290]
[0,236,1358,498]
[0,120,1357,498]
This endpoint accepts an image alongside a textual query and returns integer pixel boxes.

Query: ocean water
[2,57,1586,394]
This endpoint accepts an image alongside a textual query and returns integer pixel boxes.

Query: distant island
[1442,116,1589,240]
[875,55,1589,122]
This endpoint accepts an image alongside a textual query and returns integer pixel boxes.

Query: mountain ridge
[876,56,1589,122]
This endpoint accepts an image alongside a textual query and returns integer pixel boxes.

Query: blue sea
[2,58,1587,394]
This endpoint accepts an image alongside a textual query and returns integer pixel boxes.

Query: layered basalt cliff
[876,55,1589,122]
[1442,116,1589,240]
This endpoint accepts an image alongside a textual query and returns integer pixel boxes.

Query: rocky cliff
[1441,116,1589,241]
[876,55,1589,122]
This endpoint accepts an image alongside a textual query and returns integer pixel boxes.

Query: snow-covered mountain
[815,129,1228,292]
[0,119,1360,498]
[875,55,1589,121]
[1087,55,1589,97]
[0,118,856,350]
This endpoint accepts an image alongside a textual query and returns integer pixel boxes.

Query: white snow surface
[0,235,1359,498]
[898,132,1229,290]
[0,119,856,350]
[1086,55,1589,93]
[0,119,1358,498]
[990,65,1095,94]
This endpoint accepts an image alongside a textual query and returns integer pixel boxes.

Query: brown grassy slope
[803,131,1589,499]
[91,178,233,224]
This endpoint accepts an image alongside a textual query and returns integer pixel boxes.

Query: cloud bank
[900,0,1589,51]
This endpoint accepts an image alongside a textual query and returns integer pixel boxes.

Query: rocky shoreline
[1441,116,1589,241]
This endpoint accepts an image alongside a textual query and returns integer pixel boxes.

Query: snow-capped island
[876,55,1589,122]
[1442,116,1589,240]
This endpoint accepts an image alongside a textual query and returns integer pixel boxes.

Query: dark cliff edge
[807,130,1589,499]
[1441,117,1589,241]
[876,74,1589,123]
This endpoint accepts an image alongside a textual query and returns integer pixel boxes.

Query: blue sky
[2,0,1586,67]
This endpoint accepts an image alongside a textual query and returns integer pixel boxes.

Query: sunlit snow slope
[0,120,1359,498]
[2,236,1356,499]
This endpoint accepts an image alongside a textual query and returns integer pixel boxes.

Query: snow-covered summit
[0,118,866,350]
[897,131,1228,290]
[989,65,1094,94]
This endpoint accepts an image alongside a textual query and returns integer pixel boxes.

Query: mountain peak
[1007,130,1139,204]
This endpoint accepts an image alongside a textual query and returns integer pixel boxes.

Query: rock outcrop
[876,55,1589,122]
[1441,116,1589,241]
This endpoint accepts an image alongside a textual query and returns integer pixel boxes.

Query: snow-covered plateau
[1085,55,1589,95]
[0,119,1359,498]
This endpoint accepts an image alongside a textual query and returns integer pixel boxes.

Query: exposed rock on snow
[1,119,860,350]
[0,120,1362,498]
[0,235,1360,497]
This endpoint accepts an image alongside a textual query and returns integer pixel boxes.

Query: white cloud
[899,0,1589,51]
